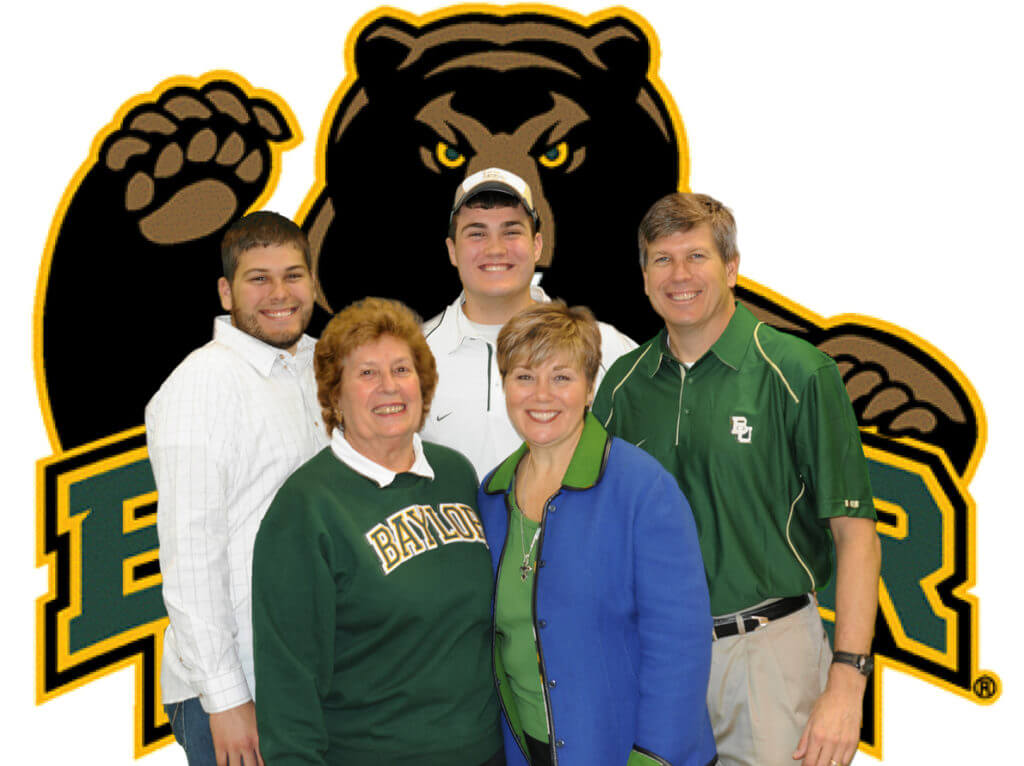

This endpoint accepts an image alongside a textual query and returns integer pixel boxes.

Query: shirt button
[548,505,556,512]
[538,619,548,628]
[548,679,557,688]
[555,739,565,748]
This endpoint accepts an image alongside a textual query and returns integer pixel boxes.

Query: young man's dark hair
[221,211,311,281]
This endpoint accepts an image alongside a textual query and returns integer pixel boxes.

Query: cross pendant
[520,563,532,582]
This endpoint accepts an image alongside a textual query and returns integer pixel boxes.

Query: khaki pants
[707,599,832,766]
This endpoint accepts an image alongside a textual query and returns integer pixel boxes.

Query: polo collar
[707,302,758,371]
[483,411,610,494]
[213,315,315,377]
[330,428,435,487]
[644,302,757,376]
[637,330,675,378]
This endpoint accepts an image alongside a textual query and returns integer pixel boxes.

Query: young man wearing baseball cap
[421,167,636,479]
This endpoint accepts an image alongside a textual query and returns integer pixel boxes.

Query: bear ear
[353,17,421,87]
[588,17,651,81]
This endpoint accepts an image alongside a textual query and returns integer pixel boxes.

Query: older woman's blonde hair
[314,297,438,435]
[496,301,602,388]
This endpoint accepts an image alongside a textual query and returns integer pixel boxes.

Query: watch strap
[832,650,873,676]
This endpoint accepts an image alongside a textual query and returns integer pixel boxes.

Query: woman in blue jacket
[479,302,718,766]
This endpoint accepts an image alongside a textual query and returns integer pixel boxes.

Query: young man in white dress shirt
[421,167,637,479]
[146,212,329,766]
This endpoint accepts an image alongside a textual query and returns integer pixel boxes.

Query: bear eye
[538,141,569,169]
[435,141,466,169]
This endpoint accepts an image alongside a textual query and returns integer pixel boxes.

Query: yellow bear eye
[435,141,466,168]
[538,141,569,168]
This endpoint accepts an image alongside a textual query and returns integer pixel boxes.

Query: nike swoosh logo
[436,412,453,422]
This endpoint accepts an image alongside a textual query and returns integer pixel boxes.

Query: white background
[4,1,1020,762]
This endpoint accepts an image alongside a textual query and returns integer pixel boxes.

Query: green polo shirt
[592,303,875,615]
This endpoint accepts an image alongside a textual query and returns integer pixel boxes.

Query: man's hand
[209,701,264,766]
[794,514,880,765]
[792,663,866,766]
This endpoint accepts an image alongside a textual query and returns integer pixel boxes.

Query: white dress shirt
[146,316,329,713]
[421,286,637,479]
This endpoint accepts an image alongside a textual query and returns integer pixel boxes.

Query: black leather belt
[712,594,810,640]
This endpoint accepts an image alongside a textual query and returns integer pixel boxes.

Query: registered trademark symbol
[973,674,998,700]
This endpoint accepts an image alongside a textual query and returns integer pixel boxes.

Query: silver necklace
[519,510,541,582]
[517,456,541,582]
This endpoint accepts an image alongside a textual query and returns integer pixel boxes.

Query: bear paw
[99,80,292,245]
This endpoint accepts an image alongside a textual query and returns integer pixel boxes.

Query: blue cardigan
[479,414,718,766]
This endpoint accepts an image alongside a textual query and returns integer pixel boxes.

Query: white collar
[330,428,435,487]
[450,284,552,343]
[213,315,315,377]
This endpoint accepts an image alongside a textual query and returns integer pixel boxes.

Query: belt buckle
[712,607,774,641]
[735,613,769,635]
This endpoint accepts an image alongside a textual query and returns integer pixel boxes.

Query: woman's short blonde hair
[496,302,602,387]
[314,297,437,435]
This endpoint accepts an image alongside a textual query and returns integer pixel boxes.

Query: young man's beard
[231,305,312,351]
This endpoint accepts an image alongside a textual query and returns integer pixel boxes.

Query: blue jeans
[164,698,216,766]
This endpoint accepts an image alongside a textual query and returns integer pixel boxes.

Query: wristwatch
[832,651,874,676]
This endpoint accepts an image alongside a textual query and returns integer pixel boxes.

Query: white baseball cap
[449,167,540,227]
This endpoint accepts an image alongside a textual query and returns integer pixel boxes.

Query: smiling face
[217,243,314,354]
[336,335,423,466]
[642,224,738,361]
[504,352,593,458]
[446,203,542,321]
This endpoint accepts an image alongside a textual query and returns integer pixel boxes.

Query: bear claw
[98,80,291,245]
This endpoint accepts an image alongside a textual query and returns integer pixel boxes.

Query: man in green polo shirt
[591,192,881,766]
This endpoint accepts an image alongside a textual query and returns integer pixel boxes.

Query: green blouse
[494,486,549,743]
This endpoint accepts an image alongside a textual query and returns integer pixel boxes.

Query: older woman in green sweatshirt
[251,297,502,766]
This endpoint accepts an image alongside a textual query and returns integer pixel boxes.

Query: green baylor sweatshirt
[252,443,501,766]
